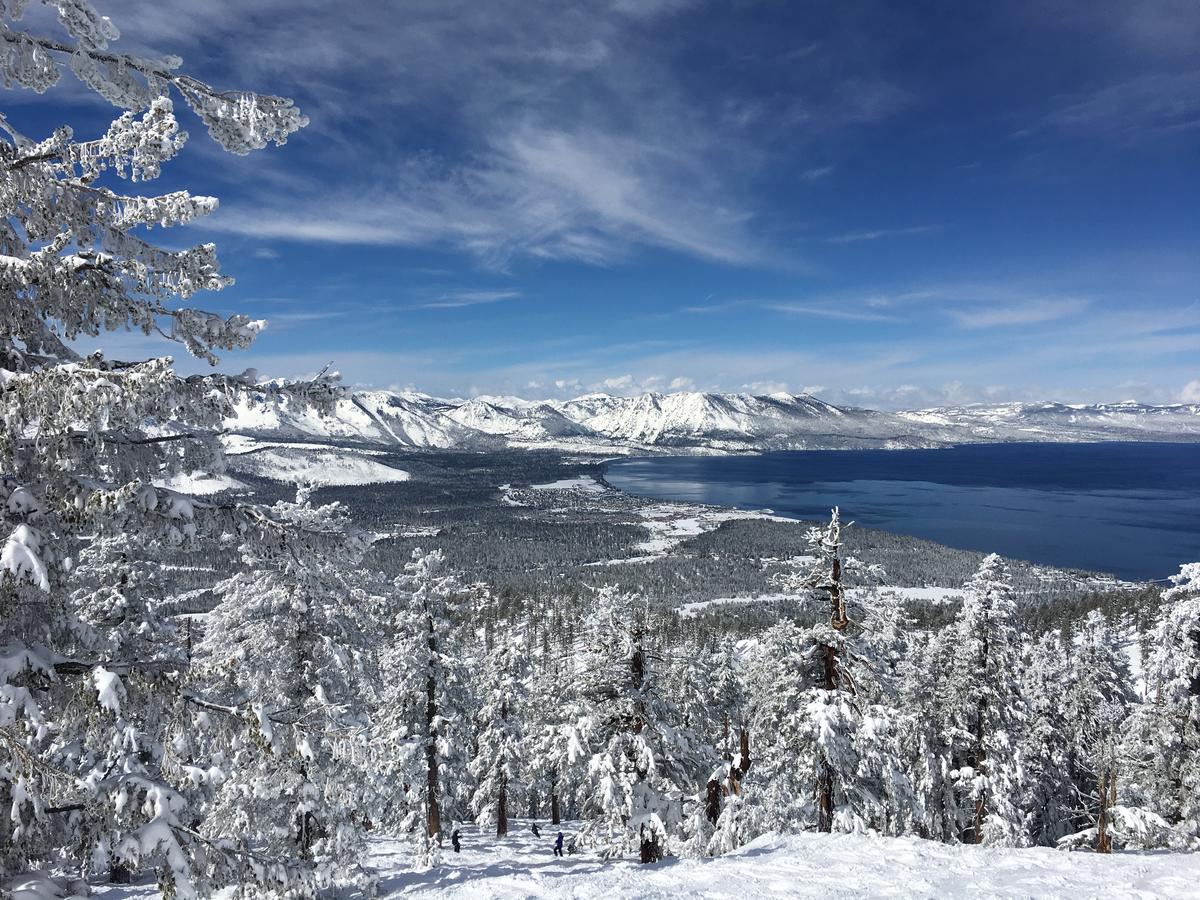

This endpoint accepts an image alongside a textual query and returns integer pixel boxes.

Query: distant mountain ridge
[227,389,1200,453]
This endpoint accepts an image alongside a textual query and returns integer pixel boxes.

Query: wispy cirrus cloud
[1032,70,1200,142]
[210,123,765,268]
[763,303,901,322]
[801,165,835,181]
[826,224,943,244]
[419,290,522,310]
[948,297,1090,329]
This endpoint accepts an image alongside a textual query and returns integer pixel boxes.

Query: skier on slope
[452,828,462,853]
[531,822,541,837]
[554,831,564,857]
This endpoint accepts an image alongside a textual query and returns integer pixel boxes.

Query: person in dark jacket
[554,831,564,857]
[452,828,461,853]
[531,822,541,837]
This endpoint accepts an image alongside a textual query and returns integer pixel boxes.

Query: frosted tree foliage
[2,3,1198,891]
[1019,632,1076,848]
[374,549,476,862]
[0,0,340,894]
[941,554,1026,846]
[1118,562,1200,849]
[570,588,704,863]
[468,638,530,837]
[734,510,910,839]
[1061,610,1136,852]
[194,492,379,895]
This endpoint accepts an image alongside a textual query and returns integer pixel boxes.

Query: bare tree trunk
[971,789,985,845]
[631,637,662,864]
[738,726,751,776]
[830,555,848,631]
[639,830,662,863]
[705,776,722,825]
[551,783,561,825]
[497,770,508,837]
[816,759,834,833]
[967,717,987,844]
[425,611,442,845]
[1096,768,1116,853]
[815,520,846,830]
[497,699,509,837]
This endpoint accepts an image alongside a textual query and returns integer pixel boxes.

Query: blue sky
[12,0,1200,407]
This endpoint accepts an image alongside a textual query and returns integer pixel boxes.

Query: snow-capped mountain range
[227,390,1200,453]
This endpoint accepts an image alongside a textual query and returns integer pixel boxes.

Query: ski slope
[369,822,1196,899]
[35,819,1198,898]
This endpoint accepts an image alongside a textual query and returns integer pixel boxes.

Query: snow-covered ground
[369,825,1200,899]
[153,472,246,496]
[848,585,965,605]
[636,503,793,555]
[222,440,410,487]
[679,592,793,617]
[528,475,608,493]
[681,586,967,617]
[45,819,1200,898]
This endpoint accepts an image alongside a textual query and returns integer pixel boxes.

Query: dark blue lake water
[605,442,1200,582]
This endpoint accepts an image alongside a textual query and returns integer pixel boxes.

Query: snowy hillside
[228,388,1200,453]
[76,824,1200,898]
[222,438,411,487]
[899,400,1200,442]
[551,391,917,450]
[228,390,487,448]
[358,828,1200,899]
[445,397,596,441]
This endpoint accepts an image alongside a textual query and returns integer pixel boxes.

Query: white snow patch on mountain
[528,475,607,493]
[847,586,965,605]
[154,472,246,496]
[227,446,410,487]
[636,504,794,555]
[679,592,793,617]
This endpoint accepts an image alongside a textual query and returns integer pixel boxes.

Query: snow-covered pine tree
[1117,562,1200,849]
[663,644,726,858]
[39,533,197,889]
[1064,609,1136,852]
[571,587,703,863]
[744,508,908,838]
[526,664,587,827]
[374,549,475,863]
[469,637,530,837]
[194,491,380,895]
[699,642,746,830]
[1019,631,1076,847]
[896,628,962,843]
[941,554,1026,846]
[0,1,322,893]
[740,617,911,840]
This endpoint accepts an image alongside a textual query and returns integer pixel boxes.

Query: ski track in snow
[84,820,1198,898]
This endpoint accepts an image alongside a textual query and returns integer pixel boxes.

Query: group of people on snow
[448,823,575,856]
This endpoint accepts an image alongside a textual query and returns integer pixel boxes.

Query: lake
[605,442,1200,582]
